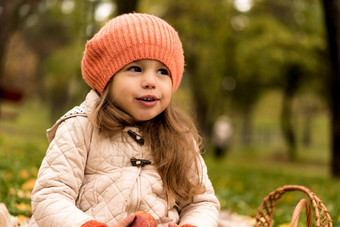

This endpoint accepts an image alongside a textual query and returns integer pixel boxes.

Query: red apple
[130,211,157,227]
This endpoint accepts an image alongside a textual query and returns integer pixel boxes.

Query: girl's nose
[141,72,156,89]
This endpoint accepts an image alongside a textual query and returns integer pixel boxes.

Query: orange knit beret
[81,13,185,94]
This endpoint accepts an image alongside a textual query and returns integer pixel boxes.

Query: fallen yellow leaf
[19,169,30,179]
[15,203,30,211]
[22,179,36,190]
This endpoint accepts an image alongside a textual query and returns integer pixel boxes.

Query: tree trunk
[187,58,210,136]
[302,112,312,147]
[280,65,301,161]
[281,93,297,161]
[321,0,340,177]
[241,107,253,146]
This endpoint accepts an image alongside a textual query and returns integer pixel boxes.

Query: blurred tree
[321,0,340,177]
[294,93,326,148]
[244,0,326,159]
[43,40,86,120]
[39,0,140,120]
[280,64,301,160]
[162,0,235,137]
[20,0,87,120]
[232,16,291,145]
[2,0,139,121]
[3,32,38,96]
[41,0,139,120]
[0,0,39,105]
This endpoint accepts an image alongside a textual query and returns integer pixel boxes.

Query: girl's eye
[157,68,169,75]
[128,66,141,72]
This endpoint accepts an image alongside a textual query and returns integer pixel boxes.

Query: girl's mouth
[136,96,159,107]
[137,95,159,102]
[137,97,157,102]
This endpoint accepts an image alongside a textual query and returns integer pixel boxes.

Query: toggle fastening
[130,157,151,167]
[127,130,145,145]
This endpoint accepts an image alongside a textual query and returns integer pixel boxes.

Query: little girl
[29,13,220,227]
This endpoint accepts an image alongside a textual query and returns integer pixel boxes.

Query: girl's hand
[111,213,135,227]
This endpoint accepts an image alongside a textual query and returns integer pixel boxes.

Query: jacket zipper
[127,130,144,213]
[128,168,141,213]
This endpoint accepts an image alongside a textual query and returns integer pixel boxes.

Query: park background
[1,0,339,226]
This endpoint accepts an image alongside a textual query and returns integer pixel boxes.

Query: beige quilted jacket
[29,90,220,227]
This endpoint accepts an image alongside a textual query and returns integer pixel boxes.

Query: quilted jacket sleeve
[30,117,93,227]
[178,156,220,227]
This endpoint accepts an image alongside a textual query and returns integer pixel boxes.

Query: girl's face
[110,59,173,122]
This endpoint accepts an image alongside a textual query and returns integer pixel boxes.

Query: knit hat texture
[81,13,184,94]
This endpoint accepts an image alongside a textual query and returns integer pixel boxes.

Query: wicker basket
[255,185,333,227]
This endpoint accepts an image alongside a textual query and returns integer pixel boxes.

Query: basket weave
[255,185,332,227]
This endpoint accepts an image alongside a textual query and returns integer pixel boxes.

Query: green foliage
[43,39,89,121]
[18,0,95,121]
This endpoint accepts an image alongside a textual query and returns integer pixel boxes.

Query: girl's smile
[110,59,173,122]
[136,95,160,107]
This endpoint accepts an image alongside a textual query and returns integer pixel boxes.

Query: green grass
[204,150,340,226]
[0,99,49,216]
[0,90,339,226]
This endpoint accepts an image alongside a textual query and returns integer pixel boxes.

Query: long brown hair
[91,81,206,204]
